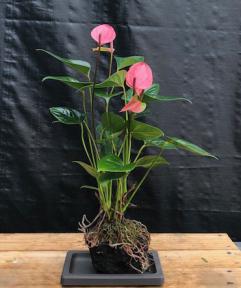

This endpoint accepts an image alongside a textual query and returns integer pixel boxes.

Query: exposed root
[78,210,104,232]
[81,214,151,273]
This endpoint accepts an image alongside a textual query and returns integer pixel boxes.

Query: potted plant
[39,24,216,278]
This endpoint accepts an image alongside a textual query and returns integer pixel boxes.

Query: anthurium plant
[39,24,216,274]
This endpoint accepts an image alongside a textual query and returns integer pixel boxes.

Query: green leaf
[49,107,85,124]
[97,154,135,173]
[130,120,164,141]
[114,56,144,70]
[98,172,126,183]
[98,139,113,156]
[97,122,121,156]
[80,185,99,191]
[135,155,168,168]
[42,76,92,90]
[37,49,91,76]
[143,84,191,103]
[145,138,177,150]
[101,112,125,133]
[95,70,127,88]
[168,137,218,159]
[121,88,133,102]
[95,89,123,101]
[126,89,133,101]
[73,161,97,178]
[144,83,160,97]
[147,95,192,103]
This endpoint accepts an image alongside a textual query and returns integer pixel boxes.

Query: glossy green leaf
[80,185,99,191]
[42,76,92,90]
[143,84,191,103]
[168,137,218,159]
[147,95,192,103]
[97,154,135,173]
[130,120,164,141]
[135,155,168,168]
[95,89,123,101]
[144,83,160,97]
[49,107,85,124]
[115,56,144,70]
[98,130,122,157]
[98,172,126,183]
[145,138,177,150]
[101,112,125,133]
[126,89,133,100]
[95,70,127,88]
[121,88,133,102]
[73,161,97,178]
[37,49,91,76]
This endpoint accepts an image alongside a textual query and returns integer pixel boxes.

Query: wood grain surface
[0,233,239,287]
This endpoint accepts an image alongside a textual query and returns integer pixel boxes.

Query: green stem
[122,86,129,164]
[80,124,93,166]
[80,92,94,166]
[108,180,112,210]
[122,148,164,212]
[90,43,101,142]
[84,121,100,160]
[108,51,114,78]
[88,133,96,167]
[115,178,125,220]
[134,144,146,162]
[81,91,87,114]
[118,134,127,156]
[106,51,118,155]
[105,99,110,113]
[98,184,108,214]
[107,50,114,96]
[127,113,133,162]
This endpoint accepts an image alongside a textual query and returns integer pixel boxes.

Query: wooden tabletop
[0,233,240,287]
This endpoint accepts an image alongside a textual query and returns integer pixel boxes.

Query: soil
[89,243,154,274]
[83,217,151,274]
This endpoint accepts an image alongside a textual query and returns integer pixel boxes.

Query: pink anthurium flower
[126,62,153,96]
[91,24,116,46]
[120,97,146,113]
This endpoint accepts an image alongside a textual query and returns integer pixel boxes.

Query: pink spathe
[126,62,153,95]
[91,24,116,45]
[120,97,145,113]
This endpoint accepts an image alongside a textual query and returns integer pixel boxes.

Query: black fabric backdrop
[0,0,241,240]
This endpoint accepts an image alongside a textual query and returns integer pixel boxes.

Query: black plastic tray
[61,250,164,286]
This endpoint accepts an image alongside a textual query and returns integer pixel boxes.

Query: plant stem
[81,91,87,114]
[98,184,109,215]
[134,144,146,162]
[84,121,100,160]
[80,124,93,166]
[90,43,101,142]
[88,133,96,167]
[127,113,133,162]
[122,148,164,212]
[108,50,113,78]
[107,48,114,96]
[105,99,110,113]
[118,134,127,156]
[122,85,129,164]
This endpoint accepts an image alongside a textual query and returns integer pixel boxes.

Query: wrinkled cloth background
[0,0,241,240]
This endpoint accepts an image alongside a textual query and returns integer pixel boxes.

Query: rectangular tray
[61,250,164,286]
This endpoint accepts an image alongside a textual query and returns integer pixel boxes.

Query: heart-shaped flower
[126,62,153,96]
[91,24,116,46]
[120,96,146,113]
